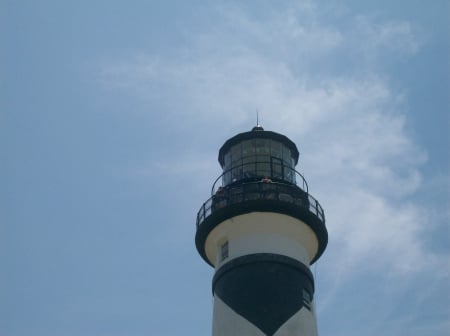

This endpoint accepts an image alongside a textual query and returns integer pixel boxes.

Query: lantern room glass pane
[271,157,283,179]
[255,139,269,154]
[282,145,293,169]
[243,156,256,179]
[270,140,282,159]
[223,170,232,185]
[224,152,231,170]
[284,166,295,183]
[256,155,270,177]
[242,140,254,158]
[231,144,242,165]
[231,165,242,183]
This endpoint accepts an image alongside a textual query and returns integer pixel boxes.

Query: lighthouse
[195,125,328,336]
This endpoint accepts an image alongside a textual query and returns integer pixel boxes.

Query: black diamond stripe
[213,253,314,336]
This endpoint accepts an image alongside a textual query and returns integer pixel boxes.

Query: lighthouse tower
[195,125,328,336]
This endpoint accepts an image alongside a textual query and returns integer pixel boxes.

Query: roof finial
[252,109,264,131]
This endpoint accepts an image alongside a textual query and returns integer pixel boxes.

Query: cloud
[98,3,448,333]
[354,15,420,54]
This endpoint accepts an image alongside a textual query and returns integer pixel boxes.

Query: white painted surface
[205,212,318,267]
[219,232,310,266]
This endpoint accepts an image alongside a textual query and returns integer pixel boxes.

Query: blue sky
[1,1,449,335]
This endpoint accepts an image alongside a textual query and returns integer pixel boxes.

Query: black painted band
[213,253,315,295]
[212,253,315,336]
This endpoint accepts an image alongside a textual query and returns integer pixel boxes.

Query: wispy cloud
[98,2,448,334]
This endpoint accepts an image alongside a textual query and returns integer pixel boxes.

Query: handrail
[210,161,309,196]
[197,181,325,229]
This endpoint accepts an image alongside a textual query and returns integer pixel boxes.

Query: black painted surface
[213,254,314,336]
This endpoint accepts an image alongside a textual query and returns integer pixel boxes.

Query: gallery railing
[210,160,309,195]
[196,180,325,229]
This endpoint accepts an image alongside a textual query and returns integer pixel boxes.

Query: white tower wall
[205,212,318,267]
[207,212,319,336]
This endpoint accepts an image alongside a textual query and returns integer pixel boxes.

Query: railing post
[315,199,319,216]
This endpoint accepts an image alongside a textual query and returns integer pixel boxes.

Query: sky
[1,1,449,335]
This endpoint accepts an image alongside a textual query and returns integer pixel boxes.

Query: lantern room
[218,126,300,187]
